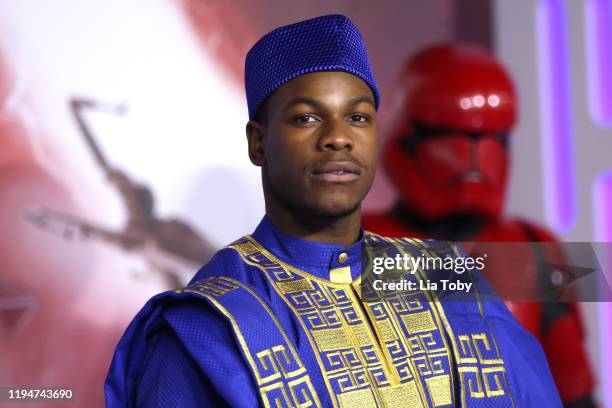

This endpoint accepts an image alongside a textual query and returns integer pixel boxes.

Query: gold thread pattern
[177,276,320,408]
[425,375,452,406]
[205,235,515,407]
[230,237,462,407]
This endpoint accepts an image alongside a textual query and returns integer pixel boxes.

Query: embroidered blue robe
[105,216,562,407]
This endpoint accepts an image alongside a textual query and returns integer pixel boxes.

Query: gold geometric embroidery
[457,333,507,368]
[455,333,507,403]
[337,388,376,407]
[459,366,485,398]
[425,375,453,406]
[176,276,238,297]
[233,240,400,405]
[379,382,422,406]
[411,237,516,407]
[458,335,478,364]
[229,236,517,408]
[183,276,321,408]
[482,367,506,397]
[312,328,352,351]
[256,345,306,382]
[325,350,370,391]
[375,318,398,341]
[407,333,448,356]
[340,306,362,325]
[472,333,504,365]
[277,278,314,293]
[288,376,319,407]
[261,375,318,408]
[401,311,436,334]
[350,324,372,345]
[330,267,352,284]
[413,353,446,377]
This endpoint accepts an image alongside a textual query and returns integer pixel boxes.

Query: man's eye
[295,114,318,123]
[348,114,368,122]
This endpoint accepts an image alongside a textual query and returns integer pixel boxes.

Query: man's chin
[309,202,360,219]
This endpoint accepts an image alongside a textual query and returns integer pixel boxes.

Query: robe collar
[251,215,364,283]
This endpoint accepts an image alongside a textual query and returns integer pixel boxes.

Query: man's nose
[317,120,354,151]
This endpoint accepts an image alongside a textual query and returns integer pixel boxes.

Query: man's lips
[311,161,361,183]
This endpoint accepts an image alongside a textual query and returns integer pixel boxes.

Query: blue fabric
[105,216,562,407]
[249,213,365,281]
[244,14,380,119]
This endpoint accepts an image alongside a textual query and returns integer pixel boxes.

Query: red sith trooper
[363,44,596,406]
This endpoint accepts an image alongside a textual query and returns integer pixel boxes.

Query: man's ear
[246,120,265,167]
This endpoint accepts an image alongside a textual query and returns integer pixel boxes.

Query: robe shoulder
[105,246,260,408]
[189,245,250,284]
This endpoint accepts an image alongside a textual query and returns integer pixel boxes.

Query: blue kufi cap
[245,14,380,119]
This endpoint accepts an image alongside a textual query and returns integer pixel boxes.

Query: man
[362,44,595,407]
[105,15,562,407]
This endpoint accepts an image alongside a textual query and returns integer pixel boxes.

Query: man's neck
[265,204,362,247]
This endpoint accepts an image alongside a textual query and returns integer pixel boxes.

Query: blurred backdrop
[0,0,609,406]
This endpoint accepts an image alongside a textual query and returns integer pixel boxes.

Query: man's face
[249,71,379,218]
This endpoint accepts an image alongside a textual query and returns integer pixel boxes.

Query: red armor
[364,44,595,405]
